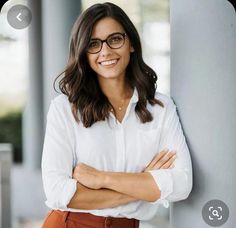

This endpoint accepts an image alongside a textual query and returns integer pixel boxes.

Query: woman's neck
[98,77,133,101]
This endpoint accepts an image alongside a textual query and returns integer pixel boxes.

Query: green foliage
[0,34,16,42]
[0,111,22,163]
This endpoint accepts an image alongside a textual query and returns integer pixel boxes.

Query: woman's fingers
[145,149,169,171]
[144,150,177,171]
[159,154,177,169]
[153,151,177,169]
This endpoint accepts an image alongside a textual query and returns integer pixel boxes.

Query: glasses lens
[88,40,101,53]
[107,34,124,49]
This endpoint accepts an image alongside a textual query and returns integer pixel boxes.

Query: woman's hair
[54,2,164,128]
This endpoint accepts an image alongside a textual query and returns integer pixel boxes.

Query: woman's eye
[109,36,122,44]
[89,41,99,48]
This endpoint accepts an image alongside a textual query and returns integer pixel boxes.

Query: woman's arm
[147,98,193,204]
[73,165,160,202]
[69,150,176,209]
[103,171,160,202]
[67,182,137,210]
[73,150,177,203]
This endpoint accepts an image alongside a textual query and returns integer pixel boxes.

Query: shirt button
[105,218,112,227]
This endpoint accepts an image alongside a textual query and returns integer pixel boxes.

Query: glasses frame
[87,32,126,54]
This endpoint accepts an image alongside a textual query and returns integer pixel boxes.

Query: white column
[0,143,12,228]
[23,0,81,169]
[22,0,44,169]
[41,0,81,123]
[170,0,236,227]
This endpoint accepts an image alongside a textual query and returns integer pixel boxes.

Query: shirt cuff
[45,178,77,210]
[148,169,173,207]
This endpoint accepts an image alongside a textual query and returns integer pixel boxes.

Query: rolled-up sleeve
[41,100,77,210]
[148,97,193,207]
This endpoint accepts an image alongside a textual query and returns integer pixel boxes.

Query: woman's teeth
[100,59,118,66]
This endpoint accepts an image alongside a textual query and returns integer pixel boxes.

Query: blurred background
[0,0,170,227]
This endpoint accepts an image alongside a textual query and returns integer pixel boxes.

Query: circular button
[202,199,229,227]
[7,4,32,29]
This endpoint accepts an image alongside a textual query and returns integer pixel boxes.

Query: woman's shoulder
[52,93,70,106]
[154,91,174,107]
[153,91,178,118]
[48,94,73,118]
[46,94,76,128]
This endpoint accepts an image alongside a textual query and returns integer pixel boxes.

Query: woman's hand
[72,148,177,189]
[73,163,105,189]
[144,149,177,172]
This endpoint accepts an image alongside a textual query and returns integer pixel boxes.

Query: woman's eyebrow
[90,31,125,40]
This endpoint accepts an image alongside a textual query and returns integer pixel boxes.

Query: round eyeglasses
[87,32,126,54]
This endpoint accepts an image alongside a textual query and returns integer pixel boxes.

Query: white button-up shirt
[41,88,192,222]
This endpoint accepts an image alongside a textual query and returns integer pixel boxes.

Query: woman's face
[86,17,134,81]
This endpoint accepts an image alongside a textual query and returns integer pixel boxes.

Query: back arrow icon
[7,5,32,29]
[16,12,22,21]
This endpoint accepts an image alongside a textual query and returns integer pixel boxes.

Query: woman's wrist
[101,172,137,203]
[100,171,111,189]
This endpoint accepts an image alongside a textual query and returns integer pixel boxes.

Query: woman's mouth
[99,59,119,66]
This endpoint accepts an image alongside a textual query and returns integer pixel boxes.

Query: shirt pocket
[136,128,162,170]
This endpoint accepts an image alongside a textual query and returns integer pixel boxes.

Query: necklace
[110,98,127,112]
[109,89,133,113]
[118,99,125,111]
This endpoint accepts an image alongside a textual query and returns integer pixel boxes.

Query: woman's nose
[100,42,112,56]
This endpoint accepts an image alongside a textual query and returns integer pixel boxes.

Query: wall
[170,0,236,227]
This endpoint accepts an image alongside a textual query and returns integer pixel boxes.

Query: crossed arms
[42,98,192,211]
[67,150,176,209]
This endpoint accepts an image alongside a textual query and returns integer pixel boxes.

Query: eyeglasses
[87,32,126,54]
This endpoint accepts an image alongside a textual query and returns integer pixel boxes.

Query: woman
[41,2,192,228]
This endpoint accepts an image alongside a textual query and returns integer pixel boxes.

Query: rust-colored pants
[42,210,139,228]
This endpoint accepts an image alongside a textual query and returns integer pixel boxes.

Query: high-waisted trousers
[42,210,140,228]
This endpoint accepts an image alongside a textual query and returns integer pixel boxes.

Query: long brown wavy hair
[54,2,164,128]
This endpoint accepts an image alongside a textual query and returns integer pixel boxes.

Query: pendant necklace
[118,99,125,111]
[110,98,126,112]
[110,89,132,113]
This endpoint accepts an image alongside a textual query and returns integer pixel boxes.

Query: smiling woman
[86,17,134,81]
[55,2,164,128]
[41,2,192,228]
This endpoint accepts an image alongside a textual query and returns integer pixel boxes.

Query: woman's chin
[97,73,124,80]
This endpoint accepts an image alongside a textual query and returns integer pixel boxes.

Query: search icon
[212,209,219,217]
[202,199,229,226]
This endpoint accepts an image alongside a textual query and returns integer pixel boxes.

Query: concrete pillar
[0,143,12,228]
[23,0,81,169]
[170,0,236,227]
[22,0,44,169]
[41,0,81,122]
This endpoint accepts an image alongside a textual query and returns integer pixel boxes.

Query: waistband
[54,210,139,227]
